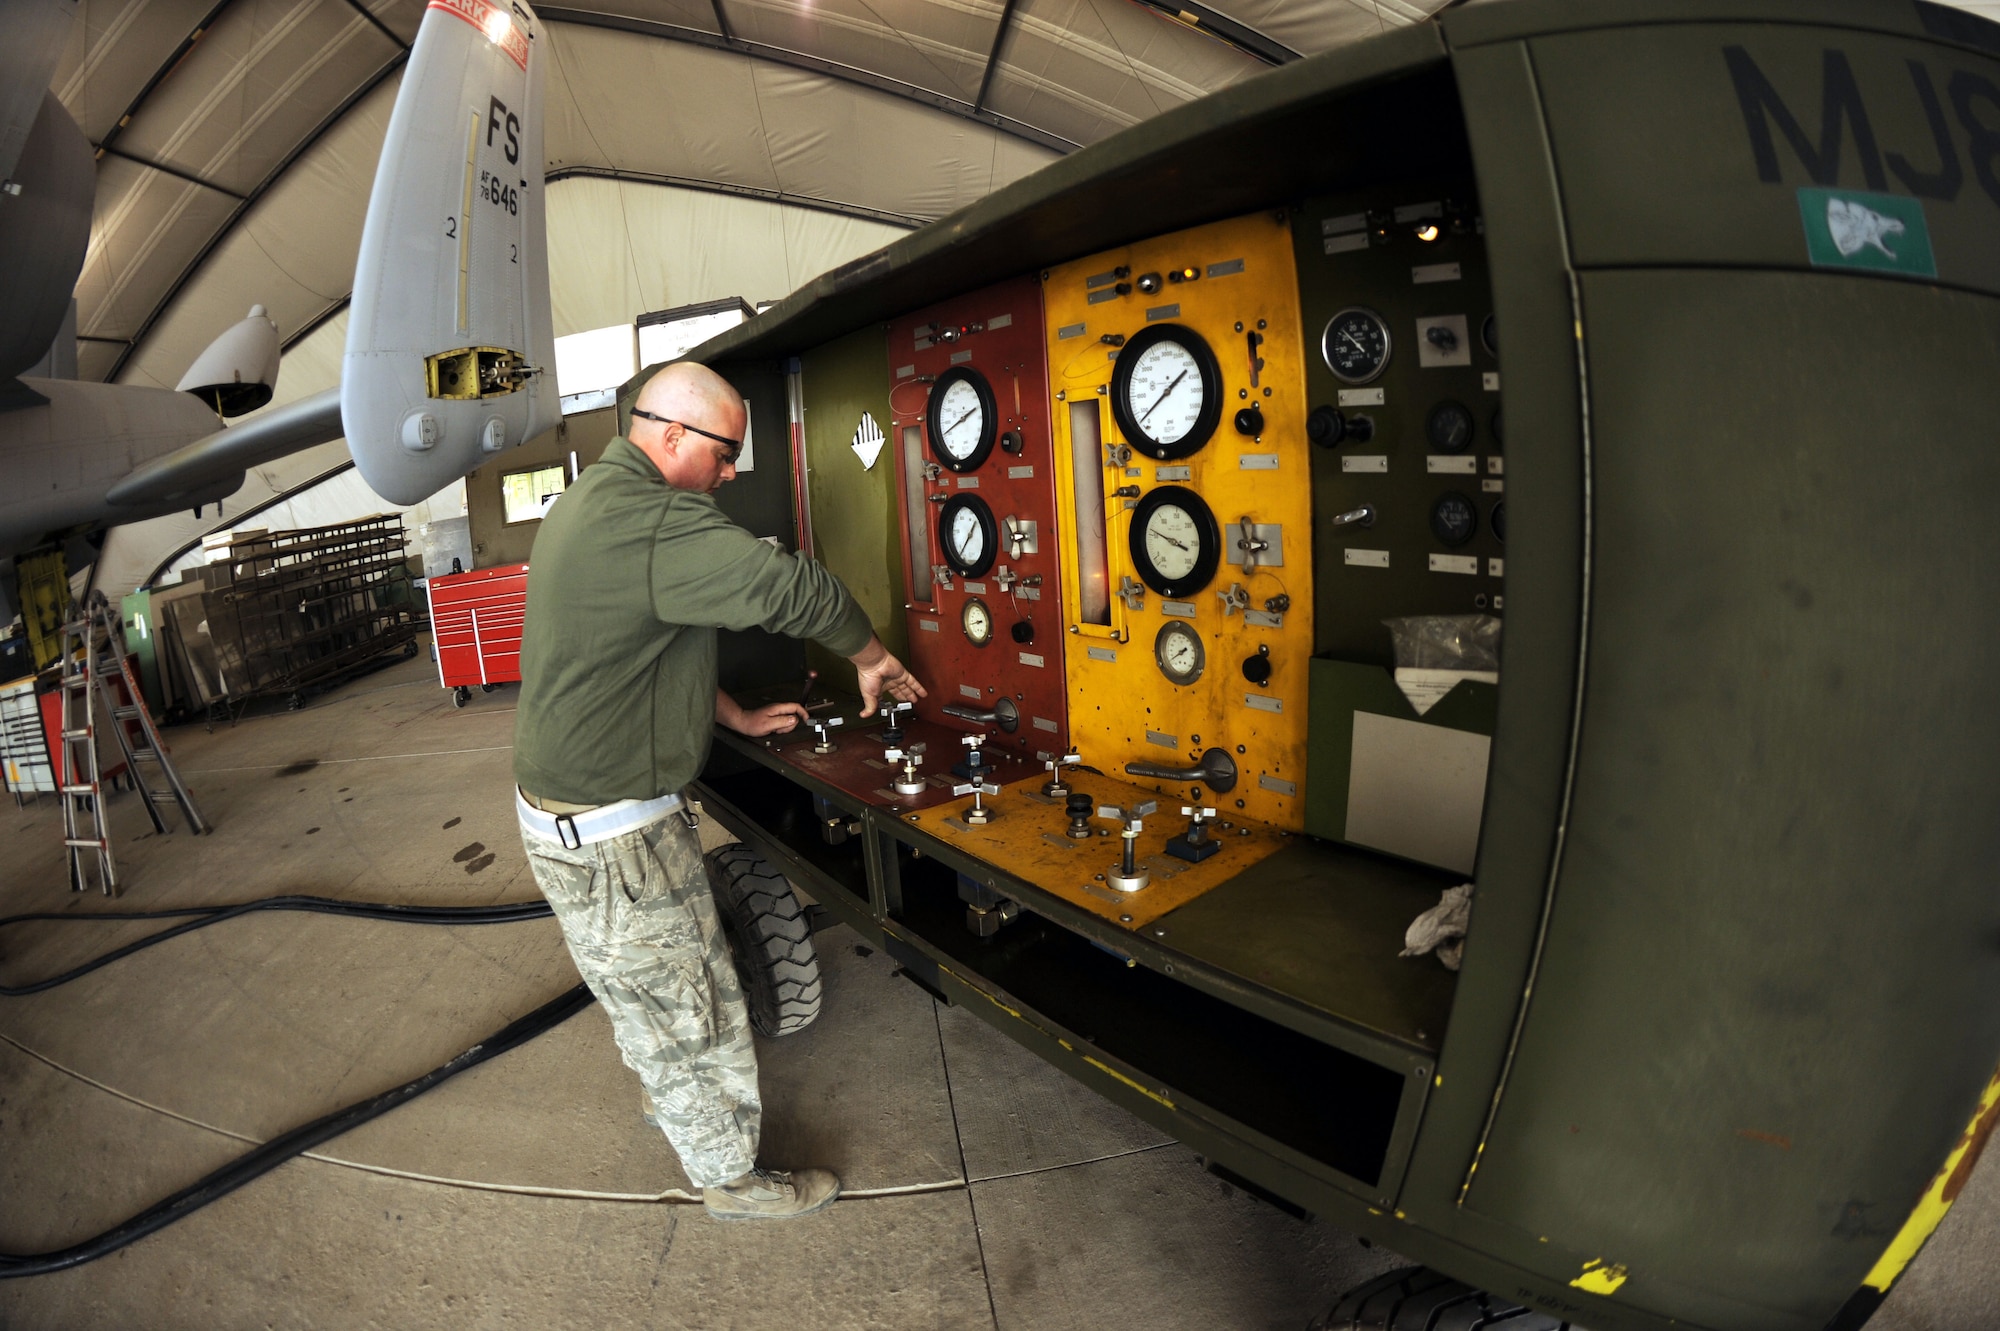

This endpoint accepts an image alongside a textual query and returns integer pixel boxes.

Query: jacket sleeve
[648,492,875,655]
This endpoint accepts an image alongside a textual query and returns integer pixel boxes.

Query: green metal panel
[119,590,164,716]
[799,327,907,681]
[1304,659,1498,846]
[1460,268,2000,1326]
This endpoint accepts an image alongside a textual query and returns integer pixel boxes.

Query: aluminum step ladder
[56,592,208,896]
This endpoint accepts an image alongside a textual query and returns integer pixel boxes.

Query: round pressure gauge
[1109,324,1222,460]
[1321,307,1391,385]
[926,367,997,472]
[962,598,993,647]
[939,494,998,577]
[1129,485,1222,598]
[1431,491,1479,548]
[1426,399,1475,453]
[1154,620,1205,686]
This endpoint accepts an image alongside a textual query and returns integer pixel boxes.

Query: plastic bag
[1401,883,1473,971]
[1382,614,1501,671]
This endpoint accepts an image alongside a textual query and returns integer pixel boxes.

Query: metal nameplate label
[1427,455,1477,474]
[1244,694,1283,713]
[1482,479,1504,493]
[958,476,979,488]
[1146,730,1179,749]
[1033,716,1059,732]
[1412,262,1462,284]
[987,313,1012,330]
[1338,387,1385,407]
[1429,554,1478,575]
[919,619,940,631]
[963,581,986,593]
[1087,646,1117,663]
[1341,455,1388,473]
[1393,200,1443,222]
[1086,270,1120,288]
[1019,586,1040,601]
[1008,465,1034,479]
[1321,212,1366,236]
[1239,454,1279,470]
[1246,610,1283,628]
[896,364,916,378]
[1058,322,1086,340]
[1258,775,1297,796]
[1324,233,1369,255]
[950,350,973,364]
[1482,372,1500,392]
[1345,549,1390,568]
[1019,652,1044,668]
[1206,258,1245,278]
[914,335,932,350]
[1146,304,1181,322]
[959,684,983,699]
[1161,600,1197,619]
[1087,288,1121,305]
[1156,465,1190,481]
[1488,558,1505,578]
[1487,456,1504,474]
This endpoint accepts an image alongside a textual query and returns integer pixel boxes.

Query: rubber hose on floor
[0,982,592,1278]
[0,895,553,996]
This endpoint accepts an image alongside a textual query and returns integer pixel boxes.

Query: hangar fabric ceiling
[52,0,1450,394]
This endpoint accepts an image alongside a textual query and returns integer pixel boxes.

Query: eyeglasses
[631,408,742,464]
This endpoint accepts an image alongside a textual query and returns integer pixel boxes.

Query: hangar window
[500,463,568,524]
[554,324,637,414]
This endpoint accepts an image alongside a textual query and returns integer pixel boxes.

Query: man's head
[628,362,749,493]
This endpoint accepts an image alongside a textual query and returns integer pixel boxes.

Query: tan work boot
[703,1166,841,1221]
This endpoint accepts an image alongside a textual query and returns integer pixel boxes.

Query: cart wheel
[706,845,823,1037]
[453,687,470,708]
[403,639,420,658]
[481,683,499,693]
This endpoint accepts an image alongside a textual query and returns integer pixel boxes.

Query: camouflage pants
[518,804,761,1187]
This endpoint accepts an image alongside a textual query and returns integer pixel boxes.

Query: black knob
[1307,406,1344,447]
[1065,793,1094,817]
[1233,405,1264,436]
[1000,429,1024,454]
[1136,272,1163,295]
[1345,413,1376,443]
[1242,649,1273,686]
[1011,620,1034,644]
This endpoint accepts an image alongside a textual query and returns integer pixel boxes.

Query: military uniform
[514,436,871,1187]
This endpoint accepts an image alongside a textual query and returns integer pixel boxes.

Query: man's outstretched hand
[850,636,926,717]
[716,691,809,737]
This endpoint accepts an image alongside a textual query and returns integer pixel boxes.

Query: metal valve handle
[1123,747,1239,793]
[941,697,1019,732]
[1328,504,1375,529]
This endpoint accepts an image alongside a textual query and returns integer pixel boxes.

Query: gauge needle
[1156,533,1191,552]
[1341,330,1367,354]
[1138,370,1189,426]
[946,407,976,435]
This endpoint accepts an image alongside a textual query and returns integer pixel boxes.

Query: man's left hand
[719,696,809,736]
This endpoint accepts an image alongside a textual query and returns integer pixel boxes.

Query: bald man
[513,361,924,1221]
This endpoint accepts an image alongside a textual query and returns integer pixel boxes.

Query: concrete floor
[0,647,1992,1330]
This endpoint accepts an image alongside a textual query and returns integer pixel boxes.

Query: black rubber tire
[704,845,823,1038]
[1313,1266,1580,1330]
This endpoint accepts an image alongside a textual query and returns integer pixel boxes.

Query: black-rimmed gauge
[1431,491,1478,547]
[1481,313,1498,357]
[1491,501,1506,544]
[1154,620,1205,686]
[1321,306,1391,384]
[1426,399,1474,453]
[1129,485,1222,598]
[939,494,997,577]
[926,367,997,472]
[962,598,993,647]
[1109,324,1222,460]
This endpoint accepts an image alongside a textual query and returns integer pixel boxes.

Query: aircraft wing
[104,387,345,508]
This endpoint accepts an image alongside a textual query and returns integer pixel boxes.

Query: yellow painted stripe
[1863,1064,2000,1291]
[458,110,479,334]
[1083,1056,1175,1109]
[1570,1259,1628,1296]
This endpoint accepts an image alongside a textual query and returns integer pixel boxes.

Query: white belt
[516,787,684,848]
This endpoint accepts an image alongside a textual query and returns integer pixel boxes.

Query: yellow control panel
[1044,212,1313,832]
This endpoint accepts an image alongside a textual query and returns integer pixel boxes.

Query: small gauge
[1481,313,1498,357]
[1431,491,1478,547]
[1321,306,1391,385]
[1426,399,1475,453]
[1491,500,1506,544]
[1129,485,1222,597]
[1154,620,1205,686]
[1109,324,1222,460]
[962,598,993,647]
[926,368,997,472]
[939,494,997,577]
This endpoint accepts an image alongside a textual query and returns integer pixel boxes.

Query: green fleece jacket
[514,437,872,804]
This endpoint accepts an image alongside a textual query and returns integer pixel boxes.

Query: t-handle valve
[953,773,1002,825]
[884,741,927,796]
[880,699,912,744]
[809,715,844,754]
[1167,805,1221,863]
[1042,748,1081,799]
[1064,791,1095,839]
[1098,800,1158,892]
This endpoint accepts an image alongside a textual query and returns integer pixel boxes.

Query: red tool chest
[428,563,529,707]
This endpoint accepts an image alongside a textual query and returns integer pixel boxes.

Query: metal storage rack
[199,515,422,711]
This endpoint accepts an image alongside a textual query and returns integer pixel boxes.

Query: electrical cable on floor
[0,892,579,1277]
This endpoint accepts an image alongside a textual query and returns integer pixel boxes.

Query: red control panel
[887,277,1067,760]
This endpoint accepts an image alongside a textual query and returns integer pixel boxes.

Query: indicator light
[1414,222,1441,242]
